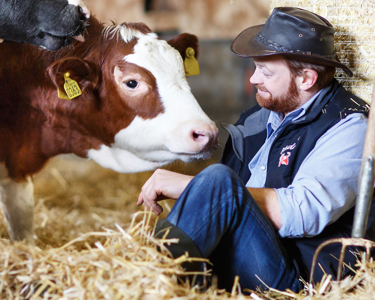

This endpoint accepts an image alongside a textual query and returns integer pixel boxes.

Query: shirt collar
[267,90,323,136]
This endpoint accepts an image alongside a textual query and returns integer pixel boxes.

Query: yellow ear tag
[62,72,82,100]
[184,47,200,76]
[57,87,70,100]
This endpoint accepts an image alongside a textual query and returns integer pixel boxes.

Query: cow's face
[49,23,219,173]
[0,0,89,50]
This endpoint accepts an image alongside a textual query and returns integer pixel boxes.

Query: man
[137,7,375,292]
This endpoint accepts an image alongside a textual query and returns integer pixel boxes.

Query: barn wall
[270,0,375,104]
[86,0,270,39]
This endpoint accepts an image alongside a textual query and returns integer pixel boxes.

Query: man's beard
[255,78,301,114]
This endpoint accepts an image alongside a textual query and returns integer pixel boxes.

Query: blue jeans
[166,164,302,292]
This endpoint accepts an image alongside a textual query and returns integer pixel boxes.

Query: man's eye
[125,80,138,88]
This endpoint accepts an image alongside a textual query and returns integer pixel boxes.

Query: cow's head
[0,0,89,50]
[48,22,219,173]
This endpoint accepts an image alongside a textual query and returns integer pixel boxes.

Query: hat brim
[231,25,353,77]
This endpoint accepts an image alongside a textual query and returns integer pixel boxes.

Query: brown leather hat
[231,7,353,76]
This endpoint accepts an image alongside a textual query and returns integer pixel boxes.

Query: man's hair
[284,58,336,90]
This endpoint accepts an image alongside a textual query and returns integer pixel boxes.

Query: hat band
[255,32,337,60]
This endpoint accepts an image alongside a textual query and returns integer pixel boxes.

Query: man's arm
[276,113,367,238]
[247,187,282,230]
[137,169,194,215]
[138,167,283,230]
[247,114,366,237]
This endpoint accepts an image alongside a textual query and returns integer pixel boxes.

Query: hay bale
[270,0,375,103]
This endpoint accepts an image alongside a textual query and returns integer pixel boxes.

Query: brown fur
[167,33,199,61]
[0,17,199,180]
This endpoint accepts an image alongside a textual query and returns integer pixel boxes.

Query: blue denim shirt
[246,91,368,238]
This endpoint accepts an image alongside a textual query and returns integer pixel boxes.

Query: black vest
[221,80,375,281]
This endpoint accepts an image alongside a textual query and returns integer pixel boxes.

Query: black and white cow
[0,0,89,50]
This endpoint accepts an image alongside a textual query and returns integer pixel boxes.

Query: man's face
[250,56,301,115]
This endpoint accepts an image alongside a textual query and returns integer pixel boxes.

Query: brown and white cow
[0,16,219,244]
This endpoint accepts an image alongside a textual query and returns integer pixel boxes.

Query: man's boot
[154,219,204,281]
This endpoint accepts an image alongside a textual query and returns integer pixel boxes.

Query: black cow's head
[0,0,89,50]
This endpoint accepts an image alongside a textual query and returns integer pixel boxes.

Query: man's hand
[137,169,194,215]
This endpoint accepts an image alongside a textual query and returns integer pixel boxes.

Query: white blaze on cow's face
[87,25,218,173]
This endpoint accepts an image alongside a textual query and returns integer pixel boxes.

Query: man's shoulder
[329,84,369,117]
[235,104,263,126]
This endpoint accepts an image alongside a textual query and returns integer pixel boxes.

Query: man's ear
[298,68,318,91]
[167,33,199,60]
[47,57,101,97]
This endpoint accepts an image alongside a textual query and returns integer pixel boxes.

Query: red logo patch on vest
[278,142,297,167]
[278,152,291,167]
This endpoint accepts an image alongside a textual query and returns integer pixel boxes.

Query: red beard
[255,77,301,115]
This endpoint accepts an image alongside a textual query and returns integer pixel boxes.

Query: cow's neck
[37,35,106,157]
[39,100,105,159]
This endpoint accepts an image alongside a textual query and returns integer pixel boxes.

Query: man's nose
[249,70,260,85]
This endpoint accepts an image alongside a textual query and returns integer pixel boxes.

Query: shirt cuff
[276,187,305,238]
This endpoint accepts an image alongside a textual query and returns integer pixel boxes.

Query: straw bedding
[0,212,225,300]
[0,155,252,299]
[1,155,375,299]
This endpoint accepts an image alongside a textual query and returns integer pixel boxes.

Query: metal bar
[352,155,375,238]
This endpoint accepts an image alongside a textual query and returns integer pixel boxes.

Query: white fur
[0,176,35,244]
[87,26,217,173]
[88,145,166,173]
[120,27,158,43]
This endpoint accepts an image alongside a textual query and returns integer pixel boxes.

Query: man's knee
[198,164,238,182]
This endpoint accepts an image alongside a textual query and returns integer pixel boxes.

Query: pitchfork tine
[336,244,347,280]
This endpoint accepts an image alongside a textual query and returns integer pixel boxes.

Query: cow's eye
[125,80,138,89]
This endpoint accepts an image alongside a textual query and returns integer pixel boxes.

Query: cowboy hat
[230,7,353,76]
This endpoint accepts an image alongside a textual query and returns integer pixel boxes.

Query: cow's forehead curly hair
[102,22,156,43]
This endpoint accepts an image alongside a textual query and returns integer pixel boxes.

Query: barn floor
[0,155,247,299]
[0,155,374,299]
[2,154,215,249]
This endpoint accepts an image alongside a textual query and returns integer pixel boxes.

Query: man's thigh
[167,164,302,292]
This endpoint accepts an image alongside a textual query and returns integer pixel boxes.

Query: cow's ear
[167,33,199,60]
[47,57,100,98]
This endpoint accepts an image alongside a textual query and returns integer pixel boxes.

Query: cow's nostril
[77,5,90,21]
[191,130,210,145]
[37,32,45,39]
[192,132,201,139]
